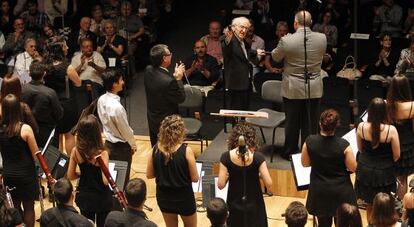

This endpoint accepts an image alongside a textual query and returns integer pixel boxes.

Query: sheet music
[214,177,228,201]
[291,154,311,187]
[192,162,203,193]
[108,162,117,190]
[342,129,359,158]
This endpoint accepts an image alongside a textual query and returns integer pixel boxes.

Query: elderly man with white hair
[272,10,327,160]
[13,38,42,84]
[221,16,264,111]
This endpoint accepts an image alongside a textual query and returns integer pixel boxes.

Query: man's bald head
[294,10,312,27]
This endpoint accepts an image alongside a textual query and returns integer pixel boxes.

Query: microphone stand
[240,149,248,227]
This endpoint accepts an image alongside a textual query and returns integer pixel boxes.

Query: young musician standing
[67,115,112,227]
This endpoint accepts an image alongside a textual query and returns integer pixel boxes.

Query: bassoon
[95,154,128,209]
[34,151,57,186]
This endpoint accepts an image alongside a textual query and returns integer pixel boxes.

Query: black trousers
[229,89,250,111]
[80,210,109,227]
[283,97,320,156]
[105,141,133,189]
[317,215,335,227]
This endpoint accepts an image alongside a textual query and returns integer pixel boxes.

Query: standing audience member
[386,75,414,201]
[271,10,327,160]
[2,18,35,58]
[184,40,220,94]
[144,44,185,146]
[395,34,414,76]
[336,203,363,227]
[221,16,264,111]
[40,178,94,227]
[1,74,39,135]
[301,109,357,227]
[207,198,228,227]
[218,122,272,227]
[13,38,42,84]
[21,61,63,147]
[0,182,23,227]
[97,20,126,70]
[44,39,81,155]
[200,21,223,65]
[0,94,45,227]
[284,201,308,227]
[355,98,400,225]
[146,115,198,227]
[67,17,97,58]
[71,38,106,111]
[371,192,399,227]
[104,178,157,227]
[98,69,137,188]
[67,115,113,227]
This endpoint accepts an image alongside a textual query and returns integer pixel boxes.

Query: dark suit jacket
[221,34,257,91]
[67,30,97,58]
[144,66,185,134]
[104,208,158,227]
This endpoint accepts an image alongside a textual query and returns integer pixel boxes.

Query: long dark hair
[371,193,398,227]
[336,203,363,227]
[76,115,104,160]
[0,74,21,101]
[0,183,13,226]
[44,37,66,64]
[1,94,22,137]
[386,75,412,123]
[367,98,388,148]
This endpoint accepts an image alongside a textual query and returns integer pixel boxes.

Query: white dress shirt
[13,51,33,84]
[71,51,107,85]
[97,92,136,150]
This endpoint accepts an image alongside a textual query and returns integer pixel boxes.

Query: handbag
[336,55,362,80]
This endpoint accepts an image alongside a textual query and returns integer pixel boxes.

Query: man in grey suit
[272,10,327,160]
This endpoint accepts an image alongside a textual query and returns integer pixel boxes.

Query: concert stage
[197,127,307,198]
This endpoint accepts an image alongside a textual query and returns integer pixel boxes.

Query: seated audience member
[254,21,288,94]
[284,201,308,227]
[116,1,145,77]
[104,178,157,227]
[21,61,63,147]
[2,18,35,58]
[218,123,272,227]
[207,198,228,227]
[20,0,50,33]
[234,0,254,10]
[373,0,403,38]
[184,40,219,95]
[246,22,265,76]
[146,115,198,227]
[71,38,106,111]
[136,0,160,28]
[249,0,274,41]
[67,17,97,58]
[41,23,60,49]
[40,178,93,227]
[102,0,120,19]
[43,0,68,28]
[301,109,357,227]
[371,192,399,227]
[312,10,338,48]
[97,20,126,70]
[402,179,414,227]
[404,8,414,36]
[13,38,42,84]
[336,203,363,227]
[90,5,105,37]
[200,21,223,65]
[365,33,399,81]
[0,182,23,227]
[395,34,414,76]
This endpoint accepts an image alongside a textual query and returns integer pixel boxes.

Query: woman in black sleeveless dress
[387,75,414,200]
[301,109,357,227]
[218,123,272,227]
[67,115,112,227]
[44,39,81,155]
[355,98,400,224]
[146,115,199,227]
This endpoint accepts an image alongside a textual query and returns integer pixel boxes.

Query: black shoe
[281,153,292,161]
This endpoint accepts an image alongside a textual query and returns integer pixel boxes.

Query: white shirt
[97,92,136,150]
[71,51,106,85]
[13,51,33,84]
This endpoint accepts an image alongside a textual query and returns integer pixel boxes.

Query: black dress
[220,151,267,227]
[152,144,196,216]
[305,135,357,216]
[0,124,39,201]
[74,162,113,213]
[394,103,414,176]
[355,124,396,203]
[45,61,79,133]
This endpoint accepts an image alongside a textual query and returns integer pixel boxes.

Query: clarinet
[95,154,128,209]
[34,151,57,186]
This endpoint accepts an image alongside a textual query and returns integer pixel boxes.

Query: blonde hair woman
[146,115,199,227]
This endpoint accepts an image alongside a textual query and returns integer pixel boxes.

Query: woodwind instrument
[0,176,14,209]
[34,151,56,186]
[95,154,128,209]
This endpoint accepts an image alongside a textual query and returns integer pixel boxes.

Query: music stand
[211,109,268,131]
